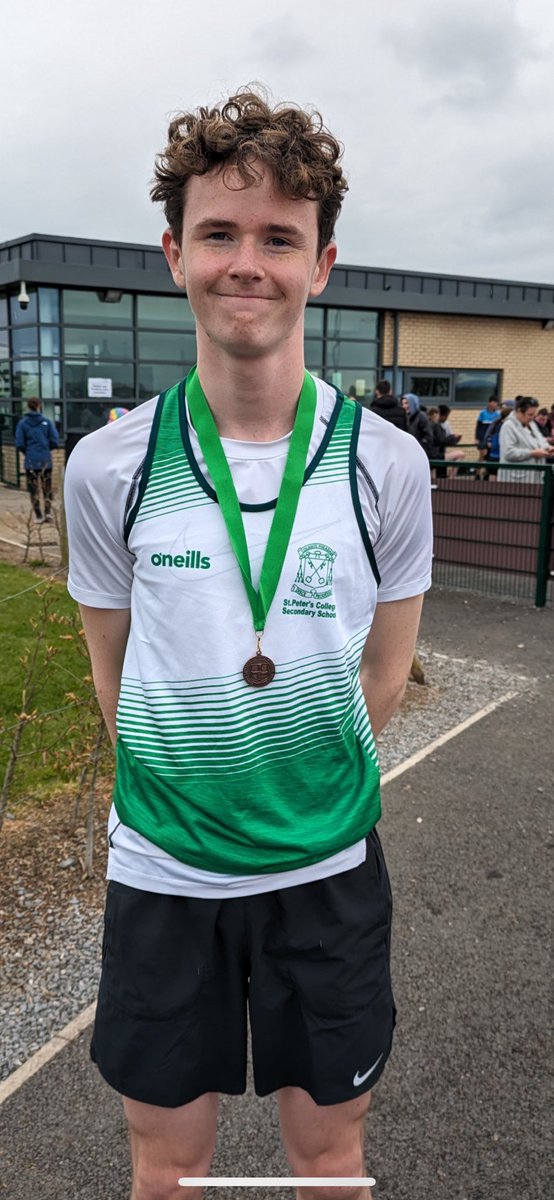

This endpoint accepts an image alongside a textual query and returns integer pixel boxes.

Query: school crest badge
[291,542,337,599]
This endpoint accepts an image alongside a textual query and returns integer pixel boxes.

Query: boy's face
[163,164,336,361]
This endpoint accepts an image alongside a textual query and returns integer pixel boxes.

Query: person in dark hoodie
[370,379,408,431]
[15,398,59,523]
[402,393,435,460]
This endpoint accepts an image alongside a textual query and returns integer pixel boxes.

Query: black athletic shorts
[91,827,395,1108]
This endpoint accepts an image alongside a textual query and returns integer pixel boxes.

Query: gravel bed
[377,642,534,773]
[1,895,103,1081]
[1,642,535,1083]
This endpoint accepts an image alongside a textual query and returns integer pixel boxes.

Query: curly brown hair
[151,87,348,255]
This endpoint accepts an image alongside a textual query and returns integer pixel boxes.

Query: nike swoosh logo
[353,1054,384,1087]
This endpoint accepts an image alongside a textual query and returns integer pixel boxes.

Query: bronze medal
[243,653,276,688]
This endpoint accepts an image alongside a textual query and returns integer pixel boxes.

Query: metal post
[392,311,400,394]
[535,466,554,607]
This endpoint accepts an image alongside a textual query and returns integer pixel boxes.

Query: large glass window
[64,360,134,399]
[137,294,195,330]
[454,370,500,406]
[304,307,324,336]
[0,297,7,326]
[402,368,501,407]
[40,327,61,357]
[38,288,60,323]
[0,323,9,397]
[65,400,115,432]
[0,400,12,428]
[324,308,379,389]
[0,350,10,398]
[327,340,378,370]
[10,290,38,326]
[325,367,377,401]
[138,360,192,398]
[41,360,61,400]
[138,331,196,363]
[11,327,39,357]
[12,360,40,397]
[64,328,134,358]
[327,309,378,340]
[304,339,324,371]
[405,373,451,399]
[63,290,133,327]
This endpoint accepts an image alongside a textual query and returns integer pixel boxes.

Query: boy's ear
[309,242,337,297]
[162,229,186,290]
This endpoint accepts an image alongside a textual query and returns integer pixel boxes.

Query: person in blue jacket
[15,398,59,523]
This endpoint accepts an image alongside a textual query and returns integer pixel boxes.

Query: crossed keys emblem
[292,543,337,599]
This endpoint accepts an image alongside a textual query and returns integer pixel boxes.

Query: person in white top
[498,396,554,483]
[65,87,433,1200]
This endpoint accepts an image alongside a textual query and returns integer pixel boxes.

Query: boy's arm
[79,605,131,746]
[360,594,424,736]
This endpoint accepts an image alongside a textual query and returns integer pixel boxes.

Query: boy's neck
[195,346,308,442]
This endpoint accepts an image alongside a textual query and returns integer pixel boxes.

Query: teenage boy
[65,89,433,1200]
[15,397,59,522]
[474,395,499,458]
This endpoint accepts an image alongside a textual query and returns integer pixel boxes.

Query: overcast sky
[1,0,552,283]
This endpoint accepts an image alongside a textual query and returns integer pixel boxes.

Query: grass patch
[0,562,110,807]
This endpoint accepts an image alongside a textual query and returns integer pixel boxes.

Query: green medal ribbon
[186,366,316,653]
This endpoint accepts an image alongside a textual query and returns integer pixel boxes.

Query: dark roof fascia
[319,284,554,321]
[0,231,165,254]
[0,259,179,296]
[334,260,554,290]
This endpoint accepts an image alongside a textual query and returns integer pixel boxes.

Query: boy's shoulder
[66,397,159,492]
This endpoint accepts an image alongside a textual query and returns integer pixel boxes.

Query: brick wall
[382,312,553,403]
[4,447,65,494]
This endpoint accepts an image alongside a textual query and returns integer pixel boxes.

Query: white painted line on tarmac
[380,691,519,786]
[0,688,519,1105]
[0,1002,96,1105]
[178,1178,376,1188]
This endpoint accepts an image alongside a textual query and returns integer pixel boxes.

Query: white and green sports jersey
[66,376,433,896]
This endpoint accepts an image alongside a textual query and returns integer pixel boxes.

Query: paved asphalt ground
[0,588,552,1200]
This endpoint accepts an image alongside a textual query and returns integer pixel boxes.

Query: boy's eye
[207,231,230,241]
[269,237,288,247]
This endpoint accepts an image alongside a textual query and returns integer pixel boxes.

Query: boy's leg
[26,468,42,519]
[42,468,54,518]
[124,1092,218,1200]
[92,884,249,1197]
[249,830,394,1200]
[279,1087,372,1200]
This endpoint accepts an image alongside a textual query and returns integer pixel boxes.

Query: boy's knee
[293,1148,369,1200]
[132,1164,202,1200]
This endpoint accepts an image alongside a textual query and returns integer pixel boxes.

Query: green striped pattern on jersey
[135,382,211,524]
[116,628,376,779]
[305,397,354,487]
[113,624,380,874]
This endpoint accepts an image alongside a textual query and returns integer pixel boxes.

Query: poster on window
[88,377,113,399]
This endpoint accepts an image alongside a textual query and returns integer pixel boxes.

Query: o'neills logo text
[150,551,211,570]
